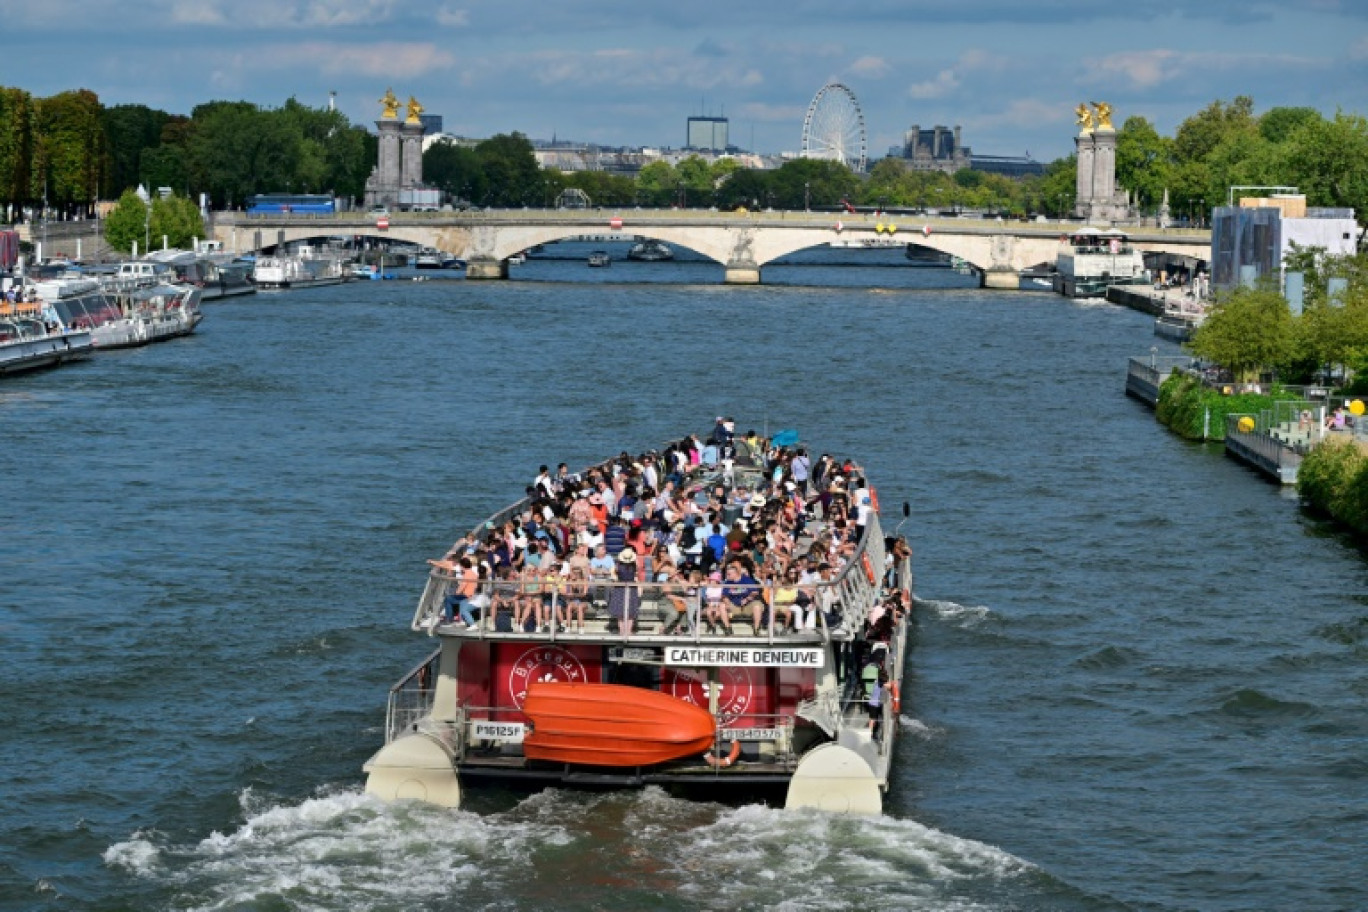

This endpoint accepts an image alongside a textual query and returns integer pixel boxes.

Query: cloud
[1092,49,1179,89]
[738,102,807,123]
[849,56,890,79]
[435,4,468,27]
[224,41,456,78]
[907,69,959,100]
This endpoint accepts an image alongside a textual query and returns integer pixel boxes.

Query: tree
[32,89,105,215]
[0,87,35,208]
[714,168,771,210]
[101,103,172,197]
[474,132,540,207]
[1173,96,1258,165]
[1277,111,1368,220]
[767,158,860,209]
[1259,106,1322,144]
[1189,285,1295,381]
[148,193,205,250]
[423,138,484,203]
[635,160,679,207]
[1115,116,1172,215]
[103,188,148,254]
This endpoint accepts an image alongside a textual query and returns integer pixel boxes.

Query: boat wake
[916,597,993,628]
[105,786,1035,911]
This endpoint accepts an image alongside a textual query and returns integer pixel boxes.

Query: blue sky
[5,0,1367,163]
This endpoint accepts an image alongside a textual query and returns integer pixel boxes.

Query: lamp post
[1198,198,1205,229]
[804,181,810,212]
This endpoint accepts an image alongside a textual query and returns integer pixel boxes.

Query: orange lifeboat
[522,681,716,767]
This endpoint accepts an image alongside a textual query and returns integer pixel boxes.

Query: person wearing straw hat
[607,547,640,633]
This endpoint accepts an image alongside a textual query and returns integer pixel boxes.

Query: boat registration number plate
[471,720,525,743]
[721,728,781,741]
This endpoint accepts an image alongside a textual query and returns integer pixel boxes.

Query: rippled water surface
[3,249,1366,911]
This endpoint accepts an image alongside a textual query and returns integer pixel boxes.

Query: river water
[3,245,1365,911]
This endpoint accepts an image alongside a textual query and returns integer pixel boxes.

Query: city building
[893,125,1044,177]
[687,117,729,152]
[1210,195,1358,302]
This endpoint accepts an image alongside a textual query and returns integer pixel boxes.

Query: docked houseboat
[0,291,94,376]
[1052,226,1150,298]
[32,277,202,349]
[252,246,347,289]
[364,427,913,815]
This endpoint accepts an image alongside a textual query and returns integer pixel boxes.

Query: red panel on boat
[522,681,716,767]
[490,643,603,721]
[456,641,492,711]
[660,666,775,729]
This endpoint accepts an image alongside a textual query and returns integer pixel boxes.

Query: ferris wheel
[801,81,867,173]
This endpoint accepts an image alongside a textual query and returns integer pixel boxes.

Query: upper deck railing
[412,463,889,647]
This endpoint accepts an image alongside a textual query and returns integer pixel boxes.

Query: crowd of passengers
[427,417,912,639]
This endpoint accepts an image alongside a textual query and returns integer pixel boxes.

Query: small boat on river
[364,422,913,814]
[587,250,612,267]
[626,240,673,262]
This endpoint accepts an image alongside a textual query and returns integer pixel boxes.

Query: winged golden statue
[1075,103,1094,133]
[406,96,425,124]
[379,88,400,119]
[1092,101,1114,130]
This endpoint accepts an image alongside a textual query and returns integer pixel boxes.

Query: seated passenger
[722,561,764,633]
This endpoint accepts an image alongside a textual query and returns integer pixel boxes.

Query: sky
[4,0,1368,165]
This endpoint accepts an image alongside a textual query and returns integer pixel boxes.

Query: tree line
[4,85,1367,226]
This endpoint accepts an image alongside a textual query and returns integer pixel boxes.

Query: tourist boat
[587,250,612,267]
[0,293,93,376]
[363,425,913,815]
[1052,227,1150,298]
[252,245,347,289]
[626,239,673,261]
[507,252,527,266]
[31,277,202,349]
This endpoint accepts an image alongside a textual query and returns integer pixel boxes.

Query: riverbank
[1298,434,1368,534]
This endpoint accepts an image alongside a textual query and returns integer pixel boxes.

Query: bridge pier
[980,268,1020,290]
[724,265,762,285]
[466,258,508,280]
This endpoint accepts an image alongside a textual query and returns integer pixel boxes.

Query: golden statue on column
[1075,103,1094,134]
[406,96,425,124]
[379,88,400,119]
[1092,101,1114,131]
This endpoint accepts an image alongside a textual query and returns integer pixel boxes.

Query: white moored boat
[1052,226,1150,298]
[0,291,93,376]
[253,245,347,289]
[364,422,913,815]
[34,277,202,349]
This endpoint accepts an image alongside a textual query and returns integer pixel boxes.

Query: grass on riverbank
[1154,372,1298,440]
[1298,437,1368,534]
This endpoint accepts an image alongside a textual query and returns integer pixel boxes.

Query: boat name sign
[471,720,525,743]
[665,646,822,667]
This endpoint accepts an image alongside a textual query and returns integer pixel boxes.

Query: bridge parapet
[208,210,1210,287]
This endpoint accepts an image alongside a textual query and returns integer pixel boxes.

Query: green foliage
[0,87,35,205]
[1154,371,1298,440]
[423,139,483,202]
[1189,286,1295,381]
[103,189,147,254]
[474,132,542,207]
[32,89,104,210]
[1297,438,1368,534]
[149,193,205,250]
[100,104,172,197]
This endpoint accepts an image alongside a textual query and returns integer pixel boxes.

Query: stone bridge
[210,210,1210,288]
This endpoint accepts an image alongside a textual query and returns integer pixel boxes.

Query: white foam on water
[667,801,1033,910]
[103,829,165,875]
[898,715,940,739]
[918,597,992,627]
[105,785,1032,911]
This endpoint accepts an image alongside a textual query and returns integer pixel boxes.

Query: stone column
[375,119,402,208]
[1091,127,1117,220]
[400,121,425,189]
[1074,131,1095,219]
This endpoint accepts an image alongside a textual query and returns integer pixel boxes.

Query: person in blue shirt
[722,561,764,633]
